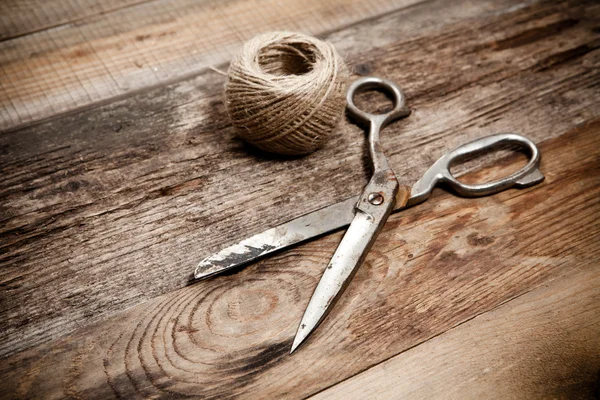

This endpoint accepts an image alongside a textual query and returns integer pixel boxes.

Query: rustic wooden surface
[0,0,422,131]
[1,0,599,398]
[313,267,600,400]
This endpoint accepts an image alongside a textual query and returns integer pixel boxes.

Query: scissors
[193,76,545,353]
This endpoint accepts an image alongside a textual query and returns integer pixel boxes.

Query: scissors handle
[346,77,411,173]
[408,133,544,206]
[346,76,411,128]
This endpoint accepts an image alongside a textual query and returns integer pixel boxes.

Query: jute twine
[225,32,350,156]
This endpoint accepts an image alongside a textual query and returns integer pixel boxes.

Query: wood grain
[0,0,150,40]
[311,267,600,400]
[1,115,599,399]
[0,0,425,131]
[1,0,599,358]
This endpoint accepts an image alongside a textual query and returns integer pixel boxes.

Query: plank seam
[303,266,577,399]
[0,0,161,43]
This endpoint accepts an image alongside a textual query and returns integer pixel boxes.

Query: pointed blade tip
[193,261,214,280]
[290,335,302,354]
[194,271,215,281]
[290,323,312,354]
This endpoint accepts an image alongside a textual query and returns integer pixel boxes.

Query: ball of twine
[226,32,350,156]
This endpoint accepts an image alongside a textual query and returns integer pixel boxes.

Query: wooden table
[1,0,599,398]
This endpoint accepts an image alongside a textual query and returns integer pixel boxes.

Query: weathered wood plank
[311,267,600,400]
[1,113,599,399]
[1,0,598,358]
[0,0,150,40]
[0,0,425,131]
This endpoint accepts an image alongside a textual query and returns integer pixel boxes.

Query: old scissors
[193,76,545,353]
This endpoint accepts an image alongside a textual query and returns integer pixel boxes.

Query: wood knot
[467,232,495,247]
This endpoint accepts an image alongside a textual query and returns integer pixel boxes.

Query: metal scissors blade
[194,196,357,279]
[290,77,412,352]
[290,204,392,353]
[194,131,545,280]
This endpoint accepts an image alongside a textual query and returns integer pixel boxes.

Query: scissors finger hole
[449,142,531,185]
[346,77,409,126]
[350,86,397,116]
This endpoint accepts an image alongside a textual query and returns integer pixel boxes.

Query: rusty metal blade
[290,206,390,353]
[194,196,358,279]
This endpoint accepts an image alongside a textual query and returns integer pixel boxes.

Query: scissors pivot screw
[368,192,384,205]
